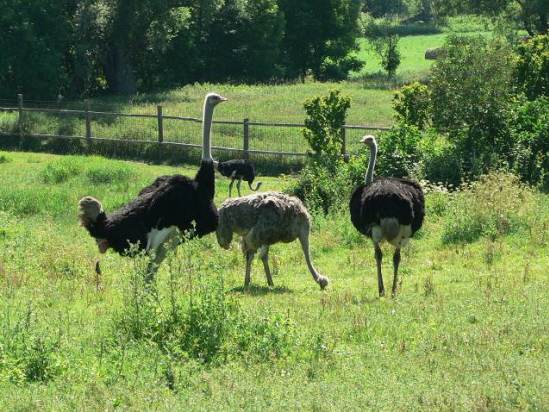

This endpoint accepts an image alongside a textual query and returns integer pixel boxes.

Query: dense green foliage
[514,35,549,100]
[0,0,363,98]
[393,81,431,129]
[303,90,351,157]
[388,34,549,187]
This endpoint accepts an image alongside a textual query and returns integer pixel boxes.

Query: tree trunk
[103,41,137,95]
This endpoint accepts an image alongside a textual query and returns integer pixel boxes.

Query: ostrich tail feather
[380,217,400,242]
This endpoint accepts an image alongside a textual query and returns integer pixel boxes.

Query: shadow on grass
[227,285,293,296]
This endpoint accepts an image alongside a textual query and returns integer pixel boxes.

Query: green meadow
[0,151,548,411]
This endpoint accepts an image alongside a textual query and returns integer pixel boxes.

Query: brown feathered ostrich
[349,135,425,296]
[216,191,328,290]
[78,93,227,278]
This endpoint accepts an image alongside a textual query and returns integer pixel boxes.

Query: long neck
[364,142,377,186]
[201,100,213,162]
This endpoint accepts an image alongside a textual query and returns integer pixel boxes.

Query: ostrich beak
[97,239,109,254]
[219,96,228,102]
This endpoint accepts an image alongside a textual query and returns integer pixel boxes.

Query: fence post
[85,100,92,140]
[243,118,250,160]
[17,94,23,136]
[341,126,349,162]
[157,105,164,143]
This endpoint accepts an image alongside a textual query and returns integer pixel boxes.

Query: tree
[429,35,515,173]
[278,0,363,80]
[303,89,351,156]
[364,20,401,76]
[0,0,72,98]
[200,0,285,83]
[456,0,548,35]
[362,0,407,18]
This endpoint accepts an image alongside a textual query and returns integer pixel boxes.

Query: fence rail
[0,94,392,161]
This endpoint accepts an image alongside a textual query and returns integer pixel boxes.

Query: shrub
[429,36,515,175]
[375,124,424,178]
[393,82,431,129]
[40,157,81,183]
[85,162,132,184]
[514,35,549,100]
[510,96,549,189]
[319,56,364,81]
[303,89,351,157]
[286,158,353,215]
[442,172,535,244]
[0,154,12,164]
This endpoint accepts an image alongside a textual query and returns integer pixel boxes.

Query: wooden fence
[1,94,391,161]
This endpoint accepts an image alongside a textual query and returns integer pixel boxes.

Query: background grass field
[1,150,548,411]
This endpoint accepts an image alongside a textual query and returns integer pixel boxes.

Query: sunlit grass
[0,151,548,410]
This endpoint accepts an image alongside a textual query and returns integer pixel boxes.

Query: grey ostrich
[78,93,227,278]
[216,191,329,290]
[349,135,425,297]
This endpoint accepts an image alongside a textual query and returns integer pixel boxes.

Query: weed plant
[442,172,536,244]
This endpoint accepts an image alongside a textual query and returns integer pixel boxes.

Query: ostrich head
[78,196,103,227]
[78,196,110,253]
[361,135,376,147]
[205,93,228,108]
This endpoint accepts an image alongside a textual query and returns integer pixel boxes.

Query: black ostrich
[214,159,263,197]
[78,92,227,278]
[349,135,425,297]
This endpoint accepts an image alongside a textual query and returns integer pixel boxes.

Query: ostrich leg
[145,230,179,282]
[298,232,329,289]
[228,179,235,197]
[374,242,385,296]
[392,248,401,296]
[236,177,243,197]
[244,249,256,287]
[258,245,274,286]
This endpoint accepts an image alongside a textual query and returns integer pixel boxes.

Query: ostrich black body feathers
[217,159,257,183]
[82,166,218,256]
[217,159,262,197]
[350,177,424,239]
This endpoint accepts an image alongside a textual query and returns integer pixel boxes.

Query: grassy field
[1,150,548,411]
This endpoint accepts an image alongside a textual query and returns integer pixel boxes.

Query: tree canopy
[0,0,363,98]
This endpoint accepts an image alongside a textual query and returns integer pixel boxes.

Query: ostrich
[216,191,329,290]
[214,159,263,197]
[349,135,425,297]
[78,92,227,278]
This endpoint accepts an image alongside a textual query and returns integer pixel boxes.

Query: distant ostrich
[214,159,263,197]
[78,92,227,277]
[216,192,328,290]
[349,135,425,297]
